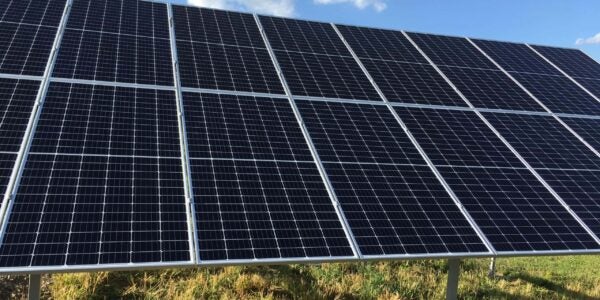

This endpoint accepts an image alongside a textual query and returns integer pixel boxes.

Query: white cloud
[187,0,295,17]
[313,0,387,12]
[576,32,600,46]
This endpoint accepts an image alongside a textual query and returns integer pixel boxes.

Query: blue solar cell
[473,39,562,75]
[408,33,497,70]
[532,45,600,80]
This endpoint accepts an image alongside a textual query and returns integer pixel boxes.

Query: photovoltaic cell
[473,39,561,75]
[0,82,191,268]
[561,117,600,152]
[0,153,16,197]
[297,100,488,256]
[440,66,545,111]
[483,112,600,170]
[336,25,427,64]
[182,92,313,161]
[173,6,285,94]
[0,0,65,26]
[363,60,465,106]
[576,78,600,102]
[439,165,599,252]
[531,45,600,80]
[274,50,381,100]
[408,33,497,70]
[192,159,353,261]
[538,169,600,235]
[53,0,173,86]
[394,108,523,168]
[0,78,40,152]
[259,16,350,56]
[511,73,600,116]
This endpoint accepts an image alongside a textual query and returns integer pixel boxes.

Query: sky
[168,0,600,62]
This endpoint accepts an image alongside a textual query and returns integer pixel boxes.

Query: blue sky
[172,0,600,61]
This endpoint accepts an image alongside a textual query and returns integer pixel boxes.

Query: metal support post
[446,259,460,300]
[488,258,496,279]
[28,274,42,300]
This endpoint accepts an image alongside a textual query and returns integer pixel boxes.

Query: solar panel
[575,78,600,101]
[473,39,562,75]
[0,0,65,76]
[439,66,545,111]
[336,25,427,64]
[408,33,497,70]
[53,0,173,86]
[182,92,354,261]
[0,82,191,268]
[483,112,600,170]
[510,73,600,116]
[173,6,285,94]
[297,100,489,256]
[259,17,380,101]
[561,117,600,151]
[0,153,15,197]
[531,45,600,80]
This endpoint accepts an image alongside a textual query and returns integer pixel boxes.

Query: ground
[1,256,599,299]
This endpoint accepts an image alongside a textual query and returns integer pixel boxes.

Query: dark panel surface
[439,165,599,252]
[532,46,600,80]
[576,78,600,101]
[192,159,353,261]
[408,33,497,69]
[1,0,65,26]
[275,50,380,100]
[0,79,39,152]
[0,153,16,199]
[511,73,600,116]
[473,40,561,75]
[440,66,545,111]
[562,117,600,151]
[363,60,465,106]
[395,108,523,168]
[182,92,312,161]
[484,112,600,170]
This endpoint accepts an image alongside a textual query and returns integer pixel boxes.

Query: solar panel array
[1,0,600,273]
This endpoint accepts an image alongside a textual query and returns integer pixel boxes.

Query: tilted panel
[575,78,600,102]
[395,107,599,252]
[473,40,562,75]
[173,6,285,94]
[182,92,354,261]
[0,0,66,76]
[53,0,174,86]
[562,117,600,151]
[0,83,191,268]
[531,45,600,80]
[408,33,497,70]
[297,100,488,256]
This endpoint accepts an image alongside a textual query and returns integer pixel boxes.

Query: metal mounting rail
[0,0,74,240]
[254,14,362,259]
[402,32,600,247]
[331,23,495,255]
[167,4,200,264]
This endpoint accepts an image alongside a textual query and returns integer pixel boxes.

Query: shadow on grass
[503,272,599,300]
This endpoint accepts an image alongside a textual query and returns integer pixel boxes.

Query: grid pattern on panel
[362,60,466,107]
[538,169,600,236]
[297,100,425,165]
[532,45,600,80]
[483,112,600,170]
[473,40,561,75]
[182,92,313,161]
[259,16,349,56]
[52,0,173,86]
[259,17,380,101]
[274,50,381,100]
[562,117,600,151]
[0,78,39,152]
[0,82,190,268]
[576,78,600,102]
[439,66,545,111]
[439,165,599,252]
[511,73,600,116]
[325,162,488,256]
[173,6,285,94]
[394,107,524,168]
[0,0,65,76]
[408,33,497,70]
[192,159,353,261]
[336,25,427,64]
[0,153,16,198]
[182,92,353,261]
[297,100,488,256]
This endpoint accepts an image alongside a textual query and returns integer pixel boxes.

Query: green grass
[4,256,600,299]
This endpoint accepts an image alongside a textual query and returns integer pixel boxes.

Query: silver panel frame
[332,23,496,257]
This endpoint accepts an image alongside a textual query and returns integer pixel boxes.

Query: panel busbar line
[0,83,192,268]
[53,0,174,86]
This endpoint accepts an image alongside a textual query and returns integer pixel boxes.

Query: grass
[3,256,600,299]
